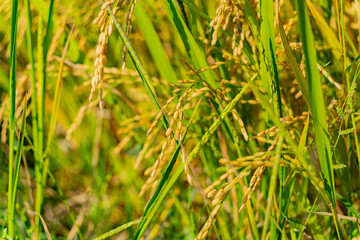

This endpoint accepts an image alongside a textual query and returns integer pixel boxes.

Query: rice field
[1,0,360,239]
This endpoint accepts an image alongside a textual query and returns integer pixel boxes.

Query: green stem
[8,0,19,237]
[35,14,44,240]
[261,135,284,240]
[25,0,39,160]
[296,0,340,237]
[11,97,27,238]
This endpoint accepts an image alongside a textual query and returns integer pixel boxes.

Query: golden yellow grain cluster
[90,0,137,109]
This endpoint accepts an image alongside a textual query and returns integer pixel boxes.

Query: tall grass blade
[46,26,74,151]
[259,0,273,101]
[296,0,335,205]
[269,39,282,117]
[43,0,55,61]
[25,0,39,161]
[306,0,340,59]
[320,0,332,21]
[161,0,218,88]
[7,0,19,237]
[34,12,45,240]
[296,0,339,237]
[241,0,260,41]
[261,135,284,240]
[133,2,178,84]
[35,1,55,239]
[11,94,28,223]
[259,0,282,124]
[278,18,310,107]
[346,54,360,72]
[8,96,27,239]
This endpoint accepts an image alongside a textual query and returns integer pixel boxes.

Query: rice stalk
[7,0,19,237]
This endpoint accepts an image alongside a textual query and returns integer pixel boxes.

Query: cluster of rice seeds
[146,95,176,136]
[90,0,122,108]
[281,154,325,193]
[210,153,271,215]
[218,147,325,213]
[220,81,259,106]
[203,168,237,198]
[231,109,248,141]
[218,152,324,195]
[210,0,256,64]
[189,87,213,99]
[167,100,199,117]
[121,0,137,70]
[185,62,225,76]
[178,79,197,84]
[251,112,309,142]
[210,0,235,46]
[230,5,247,57]
[219,80,229,101]
[140,87,193,196]
[217,80,249,141]
[196,171,249,240]
[239,99,258,105]
[218,152,275,168]
[150,88,192,179]
[239,165,265,213]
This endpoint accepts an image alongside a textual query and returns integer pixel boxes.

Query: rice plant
[0,0,360,239]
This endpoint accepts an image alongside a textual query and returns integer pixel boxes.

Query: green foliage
[1,0,360,239]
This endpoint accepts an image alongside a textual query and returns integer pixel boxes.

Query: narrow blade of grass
[25,0,39,161]
[8,93,27,239]
[319,0,332,21]
[259,0,282,122]
[259,0,273,102]
[107,5,167,125]
[296,0,340,237]
[305,0,340,60]
[161,0,218,88]
[261,135,284,240]
[278,18,310,107]
[7,0,19,237]
[46,26,74,151]
[296,0,336,206]
[133,2,178,84]
[12,93,28,216]
[34,1,55,239]
[269,38,283,117]
[43,0,55,62]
